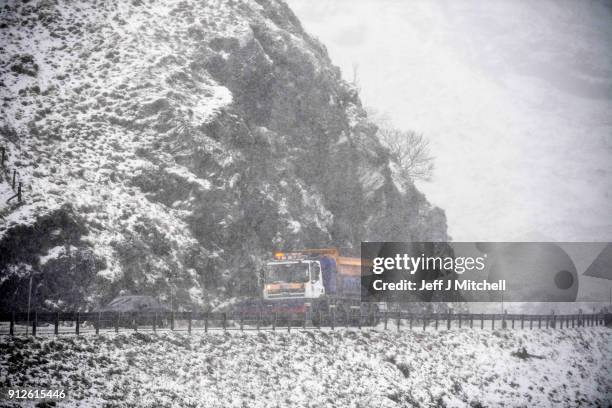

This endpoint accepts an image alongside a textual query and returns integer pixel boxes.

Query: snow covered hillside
[0,0,447,312]
[0,328,610,407]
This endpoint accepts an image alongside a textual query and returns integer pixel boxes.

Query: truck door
[309,261,325,297]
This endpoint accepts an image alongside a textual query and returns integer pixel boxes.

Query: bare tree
[368,108,434,181]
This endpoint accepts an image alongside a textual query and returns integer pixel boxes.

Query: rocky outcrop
[0,0,448,311]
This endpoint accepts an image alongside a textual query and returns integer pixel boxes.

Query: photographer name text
[372,279,506,292]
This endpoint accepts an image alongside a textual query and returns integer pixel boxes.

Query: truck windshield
[265,262,309,283]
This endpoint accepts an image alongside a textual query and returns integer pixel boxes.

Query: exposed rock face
[0,0,448,311]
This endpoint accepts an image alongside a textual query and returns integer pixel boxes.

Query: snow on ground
[0,328,610,407]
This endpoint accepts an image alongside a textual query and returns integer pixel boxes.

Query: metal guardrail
[0,311,609,336]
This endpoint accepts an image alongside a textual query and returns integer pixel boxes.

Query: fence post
[384,311,388,330]
[133,312,138,332]
[587,313,593,327]
[560,315,563,329]
[171,311,175,331]
[12,169,16,189]
[32,311,37,337]
[96,311,100,335]
[344,309,349,329]
[115,312,120,333]
[502,310,507,329]
[317,311,322,330]
[75,312,80,335]
[204,312,209,333]
[10,311,14,336]
[409,314,413,330]
[480,313,484,330]
[435,313,439,330]
[491,316,495,330]
[303,311,307,330]
[153,312,157,332]
[552,312,556,329]
[458,313,462,329]
[55,312,59,335]
[222,313,227,331]
[521,315,524,329]
[188,312,193,334]
[273,312,277,331]
[287,314,291,333]
[396,311,401,332]
[331,309,335,331]
[530,316,533,330]
[240,313,244,332]
[257,311,261,331]
[422,314,426,331]
[447,312,451,330]
[511,315,514,330]
[470,314,473,329]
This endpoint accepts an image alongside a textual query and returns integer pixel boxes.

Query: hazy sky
[287,0,612,243]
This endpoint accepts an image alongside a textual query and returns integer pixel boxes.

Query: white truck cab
[263,259,325,300]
